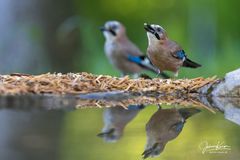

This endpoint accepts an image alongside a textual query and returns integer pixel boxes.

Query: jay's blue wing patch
[128,104,145,110]
[171,122,184,133]
[175,122,184,132]
[127,55,144,64]
[173,50,186,60]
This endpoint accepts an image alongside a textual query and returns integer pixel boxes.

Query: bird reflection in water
[142,108,201,159]
[97,105,145,142]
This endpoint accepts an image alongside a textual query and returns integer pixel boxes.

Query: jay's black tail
[183,58,202,68]
[178,108,201,120]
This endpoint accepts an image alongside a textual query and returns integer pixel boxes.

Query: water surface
[0,93,239,160]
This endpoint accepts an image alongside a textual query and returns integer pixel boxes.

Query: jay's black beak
[99,26,107,32]
[144,23,160,40]
[144,23,154,33]
[99,26,116,36]
[97,128,115,137]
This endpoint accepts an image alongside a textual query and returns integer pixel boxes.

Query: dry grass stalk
[0,72,218,96]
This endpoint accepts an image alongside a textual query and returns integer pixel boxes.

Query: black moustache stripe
[109,29,116,36]
[154,33,160,40]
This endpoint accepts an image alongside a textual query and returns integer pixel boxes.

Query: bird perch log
[0,68,239,111]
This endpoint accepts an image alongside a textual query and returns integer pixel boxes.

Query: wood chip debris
[0,72,218,96]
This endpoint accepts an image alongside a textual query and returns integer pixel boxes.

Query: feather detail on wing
[171,50,186,60]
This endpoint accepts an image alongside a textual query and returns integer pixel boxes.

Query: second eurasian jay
[142,108,200,159]
[144,23,201,77]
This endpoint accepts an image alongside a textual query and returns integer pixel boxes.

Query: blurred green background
[1,0,239,77]
[0,0,240,160]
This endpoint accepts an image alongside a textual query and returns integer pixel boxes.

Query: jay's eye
[111,25,118,30]
[157,27,161,32]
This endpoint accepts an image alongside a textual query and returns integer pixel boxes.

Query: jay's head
[142,142,165,159]
[97,127,123,143]
[144,23,167,45]
[100,21,126,41]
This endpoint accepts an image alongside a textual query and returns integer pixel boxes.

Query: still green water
[0,95,239,160]
[60,105,240,160]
